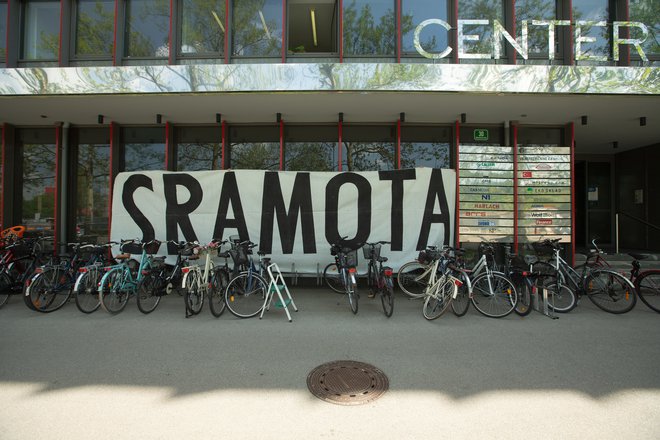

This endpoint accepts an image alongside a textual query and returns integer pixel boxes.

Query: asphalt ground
[1,284,659,440]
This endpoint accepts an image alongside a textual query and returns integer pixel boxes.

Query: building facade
[0,0,658,256]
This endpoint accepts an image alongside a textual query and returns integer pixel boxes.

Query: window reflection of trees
[232,0,282,57]
[124,143,165,171]
[74,0,114,57]
[515,0,557,57]
[458,0,504,57]
[400,142,450,169]
[342,142,395,171]
[402,0,446,55]
[343,0,396,55]
[77,144,110,242]
[229,142,280,170]
[125,0,169,58]
[22,143,56,224]
[629,0,659,59]
[572,0,610,62]
[0,3,7,60]
[177,142,223,170]
[285,142,337,171]
[181,0,226,55]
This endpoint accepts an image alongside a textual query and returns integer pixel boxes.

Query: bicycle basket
[120,242,143,254]
[178,243,197,256]
[532,241,556,257]
[509,255,528,271]
[345,249,358,267]
[229,246,249,266]
[362,244,381,260]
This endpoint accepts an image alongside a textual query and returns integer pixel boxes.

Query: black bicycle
[362,241,394,317]
[329,241,359,314]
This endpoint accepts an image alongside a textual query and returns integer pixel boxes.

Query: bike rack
[532,286,558,319]
[260,262,298,322]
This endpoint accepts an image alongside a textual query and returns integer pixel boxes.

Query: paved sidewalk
[1,286,659,440]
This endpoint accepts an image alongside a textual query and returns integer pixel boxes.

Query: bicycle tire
[397,261,431,299]
[30,268,73,313]
[585,269,636,314]
[635,271,660,313]
[99,268,130,314]
[184,271,204,316]
[225,272,267,318]
[323,263,344,294]
[379,276,394,317]
[422,279,453,320]
[345,270,358,314]
[137,272,162,314]
[0,272,11,308]
[514,280,533,317]
[541,281,576,313]
[209,268,228,317]
[74,270,101,314]
[470,272,517,318]
[451,275,470,317]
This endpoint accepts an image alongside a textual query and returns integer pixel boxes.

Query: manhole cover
[307,360,389,405]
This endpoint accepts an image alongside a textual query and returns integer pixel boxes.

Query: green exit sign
[474,129,489,141]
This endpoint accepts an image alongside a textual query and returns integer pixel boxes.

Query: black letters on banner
[259,172,316,254]
[121,174,155,242]
[163,174,202,254]
[213,172,250,241]
[379,169,417,251]
[416,168,450,250]
[325,173,371,250]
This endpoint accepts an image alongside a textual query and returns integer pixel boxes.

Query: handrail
[615,212,660,253]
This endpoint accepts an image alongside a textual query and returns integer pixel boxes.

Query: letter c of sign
[414,19,453,59]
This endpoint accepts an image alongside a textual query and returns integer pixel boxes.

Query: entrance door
[584,161,614,249]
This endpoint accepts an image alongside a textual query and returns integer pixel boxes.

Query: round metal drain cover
[307,360,389,405]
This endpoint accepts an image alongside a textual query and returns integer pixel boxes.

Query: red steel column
[513,124,519,253]
[570,122,576,263]
[455,119,460,248]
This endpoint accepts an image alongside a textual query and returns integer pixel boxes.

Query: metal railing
[615,212,660,253]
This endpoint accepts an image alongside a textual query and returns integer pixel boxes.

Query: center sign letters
[110,168,456,273]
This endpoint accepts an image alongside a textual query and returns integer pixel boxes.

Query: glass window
[0,2,7,62]
[572,0,610,62]
[73,0,115,58]
[176,127,222,171]
[19,129,56,234]
[400,125,451,169]
[76,129,110,244]
[122,127,165,171]
[232,0,283,57]
[228,126,280,170]
[629,0,659,59]
[402,0,449,56]
[343,0,395,56]
[21,0,60,60]
[342,125,395,171]
[288,0,338,54]
[515,0,559,59]
[284,125,338,171]
[125,0,170,58]
[180,0,226,56]
[458,0,504,59]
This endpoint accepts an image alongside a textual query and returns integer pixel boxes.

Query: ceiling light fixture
[311,9,318,47]
[461,113,466,123]
[581,115,588,125]
[258,11,271,39]
[211,11,225,33]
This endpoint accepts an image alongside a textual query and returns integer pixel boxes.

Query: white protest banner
[110,168,456,273]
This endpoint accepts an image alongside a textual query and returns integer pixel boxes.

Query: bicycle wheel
[585,270,636,314]
[423,280,453,320]
[74,269,101,313]
[514,280,533,317]
[542,282,576,313]
[471,272,517,318]
[184,271,204,316]
[397,261,431,299]
[209,268,228,317]
[137,272,162,314]
[30,268,73,313]
[379,276,394,317]
[99,268,130,314]
[636,271,660,313]
[0,272,11,308]
[225,272,267,318]
[345,270,359,314]
[323,263,344,294]
[451,274,470,317]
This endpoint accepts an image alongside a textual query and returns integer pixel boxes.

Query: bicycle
[98,239,161,314]
[397,247,439,299]
[181,239,222,317]
[421,247,466,320]
[136,240,193,314]
[0,236,53,310]
[628,253,660,313]
[448,242,518,318]
[328,240,360,314]
[532,238,635,314]
[362,241,394,317]
[26,242,108,313]
[223,238,268,319]
[208,242,233,317]
[73,242,117,313]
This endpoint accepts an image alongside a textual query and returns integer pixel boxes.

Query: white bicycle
[181,239,222,317]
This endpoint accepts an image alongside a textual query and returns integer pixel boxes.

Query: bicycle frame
[181,245,215,294]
